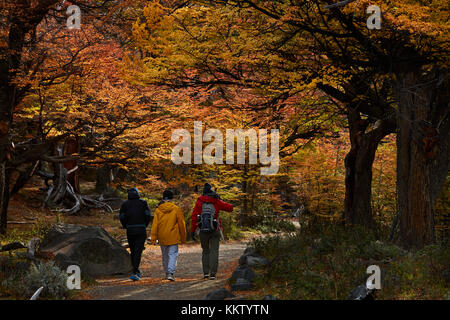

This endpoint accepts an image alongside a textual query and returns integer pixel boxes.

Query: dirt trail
[86,241,248,300]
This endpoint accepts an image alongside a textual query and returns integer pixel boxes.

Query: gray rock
[263,294,280,300]
[247,255,269,267]
[243,246,256,256]
[442,269,450,284]
[39,223,132,277]
[347,285,375,300]
[230,278,254,291]
[238,254,247,266]
[204,288,236,300]
[26,238,40,258]
[231,265,256,283]
[239,254,269,268]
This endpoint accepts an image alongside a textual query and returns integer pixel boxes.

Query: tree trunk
[63,137,80,193]
[344,109,396,227]
[95,165,111,194]
[395,70,449,249]
[0,161,7,234]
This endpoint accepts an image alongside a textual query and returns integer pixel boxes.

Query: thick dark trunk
[0,163,10,234]
[0,161,6,234]
[95,165,112,194]
[344,109,396,227]
[344,142,375,227]
[63,137,80,193]
[396,70,449,249]
[10,161,40,196]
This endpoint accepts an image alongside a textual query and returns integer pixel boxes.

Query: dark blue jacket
[119,188,151,234]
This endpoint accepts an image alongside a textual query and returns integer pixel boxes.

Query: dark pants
[127,230,146,274]
[199,229,220,275]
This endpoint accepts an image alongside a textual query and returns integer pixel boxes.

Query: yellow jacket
[150,201,186,246]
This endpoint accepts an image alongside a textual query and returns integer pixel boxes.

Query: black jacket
[119,189,151,233]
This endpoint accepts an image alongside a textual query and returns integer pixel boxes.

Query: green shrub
[254,217,297,234]
[23,261,69,299]
[247,223,449,300]
[221,210,244,240]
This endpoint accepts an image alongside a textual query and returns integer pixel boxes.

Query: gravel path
[86,241,248,300]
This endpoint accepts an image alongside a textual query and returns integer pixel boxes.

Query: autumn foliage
[0,0,448,251]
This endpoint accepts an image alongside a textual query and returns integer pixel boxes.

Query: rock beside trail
[442,268,450,284]
[231,265,256,283]
[347,285,375,300]
[263,294,280,300]
[238,254,269,268]
[204,288,236,300]
[229,246,270,293]
[230,278,254,291]
[39,223,132,277]
[243,246,256,256]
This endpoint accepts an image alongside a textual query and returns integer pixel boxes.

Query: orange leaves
[0,122,8,135]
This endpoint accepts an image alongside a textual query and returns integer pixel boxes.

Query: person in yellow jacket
[150,189,186,281]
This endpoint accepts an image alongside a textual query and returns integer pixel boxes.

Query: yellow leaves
[0,122,9,135]
[142,0,168,27]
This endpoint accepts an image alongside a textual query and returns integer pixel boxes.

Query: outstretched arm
[217,199,233,212]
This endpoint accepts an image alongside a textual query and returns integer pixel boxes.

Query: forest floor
[1,180,297,300]
[84,240,249,300]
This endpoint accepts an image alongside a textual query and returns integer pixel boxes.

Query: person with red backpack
[191,183,233,280]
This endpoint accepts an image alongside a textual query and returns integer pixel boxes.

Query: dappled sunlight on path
[86,241,247,300]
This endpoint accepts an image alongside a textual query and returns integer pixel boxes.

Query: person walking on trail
[150,189,186,281]
[191,183,233,280]
[119,187,152,281]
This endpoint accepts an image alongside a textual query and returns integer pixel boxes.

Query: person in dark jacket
[191,183,233,280]
[119,187,151,281]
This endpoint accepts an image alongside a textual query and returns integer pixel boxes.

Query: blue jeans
[160,244,178,274]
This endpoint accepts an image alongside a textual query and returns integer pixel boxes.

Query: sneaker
[130,274,140,281]
[203,274,209,279]
[136,270,143,278]
[167,273,175,281]
[209,274,216,280]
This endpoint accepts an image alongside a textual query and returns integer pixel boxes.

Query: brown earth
[85,241,248,300]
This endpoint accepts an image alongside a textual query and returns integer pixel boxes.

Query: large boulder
[347,285,375,300]
[262,294,280,300]
[238,253,269,268]
[230,278,254,291]
[231,265,256,283]
[204,288,236,300]
[39,223,132,277]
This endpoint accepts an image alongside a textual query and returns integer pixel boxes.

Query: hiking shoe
[167,273,175,281]
[209,274,216,280]
[203,274,209,279]
[130,274,140,281]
